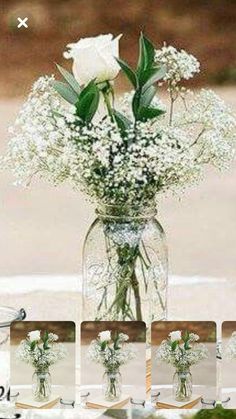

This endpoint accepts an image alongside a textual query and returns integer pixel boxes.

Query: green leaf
[51,80,78,104]
[100,341,107,351]
[43,330,49,342]
[183,330,190,343]
[56,64,81,95]
[142,66,166,91]
[139,85,156,108]
[116,58,138,88]
[137,33,155,76]
[132,90,141,119]
[76,81,100,123]
[30,341,36,351]
[113,110,131,135]
[138,105,165,121]
[142,34,155,66]
[171,341,178,351]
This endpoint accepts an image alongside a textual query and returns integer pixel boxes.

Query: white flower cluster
[118,90,167,120]
[87,331,136,371]
[16,330,67,370]
[156,330,208,369]
[225,332,236,360]
[2,47,236,205]
[175,89,236,169]
[3,76,78,188]
[155,44,200,87]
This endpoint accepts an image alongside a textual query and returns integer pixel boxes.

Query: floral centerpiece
[88,330,136,401]
[2,33,236,324]
[16,330,67,402]
[156,330,209,401]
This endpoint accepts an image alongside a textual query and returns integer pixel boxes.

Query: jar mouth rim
[96,203,157,219]
[35,368,50,373]
[0,306,26,328]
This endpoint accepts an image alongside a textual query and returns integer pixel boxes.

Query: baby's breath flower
[156,330,208,369]
[16,330,67,369]
[87,331,136,371]
[2,51,235,207]
[155,44,200,87]
[225,332,236,360]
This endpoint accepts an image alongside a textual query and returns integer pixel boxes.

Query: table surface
[152,384,216,409]
[0,274,233,417]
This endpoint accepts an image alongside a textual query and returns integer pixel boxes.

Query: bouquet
[87,330,136,371]
[156,330,209,369]
[3,34,235,201]
[156,330,208,402]
[3,33,236,324]
[16,330,67,369]
[88,330,136,401]
[16,330,67,401]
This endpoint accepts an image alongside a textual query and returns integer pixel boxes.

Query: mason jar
[102,369,122,402]
[173,368,193,402]
[32,369,52,402]
[83,203,168,326]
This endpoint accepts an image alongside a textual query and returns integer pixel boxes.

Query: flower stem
[102,82,116,124]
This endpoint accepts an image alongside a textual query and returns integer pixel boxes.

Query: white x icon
[17,17,28,28]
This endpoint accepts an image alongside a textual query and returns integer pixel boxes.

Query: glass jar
[83,203,168,325]
[32,369,51,402]
[173,368,192,402]
[0,306,26,401]
[60,398,75,409]
[103,370,122,402]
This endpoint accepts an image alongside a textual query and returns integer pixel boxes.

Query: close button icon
[17,17,28,28]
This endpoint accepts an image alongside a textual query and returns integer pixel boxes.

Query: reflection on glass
[10,391,20,404]
[60,398,75,409]
[130,398,145,408]
[79,391,90,408]
[222,396,230,408]
[151,391,160,406]
[201,398,216,409]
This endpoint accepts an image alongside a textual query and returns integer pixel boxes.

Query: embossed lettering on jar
[83,203,168,325]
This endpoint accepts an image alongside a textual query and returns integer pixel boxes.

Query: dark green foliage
[53,33,166,129]
[75,80,100,123]
[194,405,236,418]
[117,33,166,123]
[52,65,100,123]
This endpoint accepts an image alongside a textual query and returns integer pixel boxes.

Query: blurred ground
[1,0,236,96]
[0,87,235,278]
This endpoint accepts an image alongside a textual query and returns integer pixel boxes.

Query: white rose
[169,330,182,342]
[64,34,122,85]
[28,330,41,342]
[99,330,111,342]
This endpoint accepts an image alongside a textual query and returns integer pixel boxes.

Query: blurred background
[0,1,236,284]
[1,0,236,96]
[10,321,76,400]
